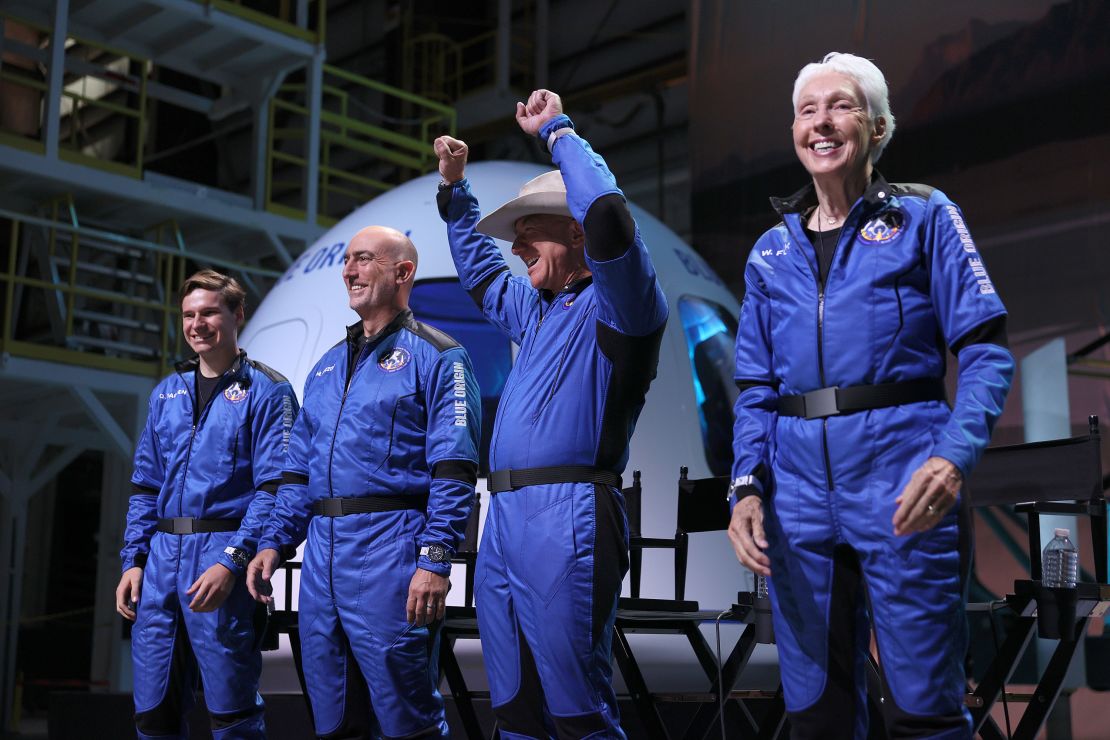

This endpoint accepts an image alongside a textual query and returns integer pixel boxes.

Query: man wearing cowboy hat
[434,89,668,739]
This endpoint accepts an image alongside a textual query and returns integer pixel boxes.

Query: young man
[247,226,480,739]
[117,270,298,739]
[434,89,668,738]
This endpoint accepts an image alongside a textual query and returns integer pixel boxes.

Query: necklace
[818,204,839,226]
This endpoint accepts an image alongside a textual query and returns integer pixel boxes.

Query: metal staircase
[2,194,282,377]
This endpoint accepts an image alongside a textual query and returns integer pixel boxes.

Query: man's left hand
[515,89,563,136]
[406,568,449,627]
[893,456,962,536]
[186,563,237,612]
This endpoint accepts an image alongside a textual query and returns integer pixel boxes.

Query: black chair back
[967,415,1105,582]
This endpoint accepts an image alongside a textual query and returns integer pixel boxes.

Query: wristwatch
[727,475,763,500]
[223,546,251,569]
[419,544,450,564]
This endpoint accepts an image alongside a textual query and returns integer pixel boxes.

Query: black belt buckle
[169,517,194,534]
[317,498,344,517]
[803,386,840,419]
[489,469,513,493]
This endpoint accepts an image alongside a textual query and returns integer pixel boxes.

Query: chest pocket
[202,392,251,495]
[854,211,931,358]
[346,347,422,480]
[530,304,592,423]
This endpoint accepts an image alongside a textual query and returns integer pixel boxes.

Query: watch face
[225,547,249,567]
[426,544,448,563]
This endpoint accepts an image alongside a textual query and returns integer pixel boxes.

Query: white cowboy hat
[475,170,573,242]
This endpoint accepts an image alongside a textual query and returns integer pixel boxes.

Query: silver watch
[419,544,450,564]
[223,546,250,569]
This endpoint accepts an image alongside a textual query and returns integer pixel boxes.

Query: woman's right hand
[727,496,771,577]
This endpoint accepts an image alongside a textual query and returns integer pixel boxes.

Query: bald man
[249,227,481,739]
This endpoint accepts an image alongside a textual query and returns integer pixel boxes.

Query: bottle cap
[1054,527,1070,538]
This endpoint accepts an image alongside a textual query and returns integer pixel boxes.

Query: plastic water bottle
[1042,527,1078,588]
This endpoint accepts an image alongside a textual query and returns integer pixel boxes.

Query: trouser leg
[179,533,266,739]
[779,545,870,740]
[489,483,628,739]
[477,493,548,738]
[133,539,197,740]
[861,499,972,739]
[342,523,449,740]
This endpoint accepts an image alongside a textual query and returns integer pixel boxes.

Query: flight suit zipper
[175,367,237,517]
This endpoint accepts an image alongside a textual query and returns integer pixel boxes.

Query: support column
[43,0,70,160]
[496,0,510,94]
[303,53,324,225]
[90,452,133,693]
[0,453,29,733]
[90,395,145,693]
[252,73,288,212]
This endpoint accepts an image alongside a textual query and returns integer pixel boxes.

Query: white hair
[792,52,896,164]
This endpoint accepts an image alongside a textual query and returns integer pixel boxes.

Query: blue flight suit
[729,176,1014,739]
[439,115,669,739]
[123,352,298,739]
[258,310,480,739]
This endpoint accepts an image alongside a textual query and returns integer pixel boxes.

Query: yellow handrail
[0,204,280,377]
[195,0,328,44]
[266,64,457,224]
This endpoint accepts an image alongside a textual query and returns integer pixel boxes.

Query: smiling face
[181,288,242,360]
[792,71,883,182]
[340,227,416,321]
[510,213,586,292]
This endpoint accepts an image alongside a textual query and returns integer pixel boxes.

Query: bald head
[342,226,420,329]
[350,225,418,274]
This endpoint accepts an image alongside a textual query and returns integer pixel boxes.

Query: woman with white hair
[726,53,1015,738]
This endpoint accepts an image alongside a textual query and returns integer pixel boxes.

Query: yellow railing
[401,4,536,104]
[0,11,148,178]
[196,0,327,45]
[266,64,456,225]
[0,198,280,378]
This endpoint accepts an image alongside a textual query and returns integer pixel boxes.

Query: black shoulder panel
[583,193,635,262]
[246,358,290,384]
[594,320,667,470]
[891,183,935,200]
[406,318,462,353]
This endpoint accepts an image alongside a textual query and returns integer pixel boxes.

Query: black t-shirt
[804,225,842,284]
[195,372,222,418]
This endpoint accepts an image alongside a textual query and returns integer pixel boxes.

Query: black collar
[345,308,412,346]
[539,275,594,302]
[769,171,893,218]
[175,349,248,381]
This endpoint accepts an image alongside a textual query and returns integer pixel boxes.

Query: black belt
[778,378,946,420]
[156,517,241,535]
[488,465,622,494]
[312,494,429,517]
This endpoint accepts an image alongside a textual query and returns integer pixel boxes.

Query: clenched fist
[433,135,468,184]
[515,89,564,136]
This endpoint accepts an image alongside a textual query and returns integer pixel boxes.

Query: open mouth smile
[811,139,843,154]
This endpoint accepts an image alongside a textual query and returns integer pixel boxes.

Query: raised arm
[516,89,668,337]
[435,135,538,343]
